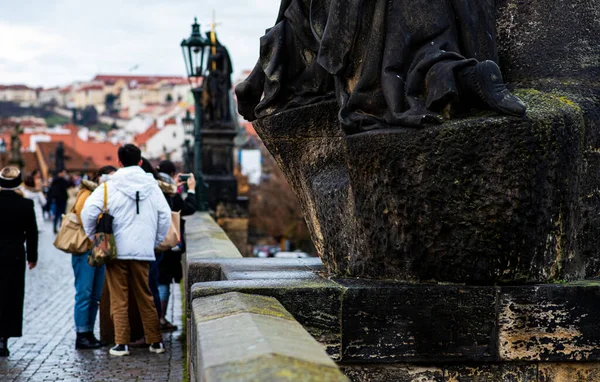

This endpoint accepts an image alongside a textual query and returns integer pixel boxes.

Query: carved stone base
[253,90,597,283]
[190,260,600,381]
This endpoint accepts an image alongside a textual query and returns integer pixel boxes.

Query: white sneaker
[149,342,166,354]
[109,344,130,356]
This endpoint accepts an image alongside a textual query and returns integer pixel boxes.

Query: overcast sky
[0,0,280,88]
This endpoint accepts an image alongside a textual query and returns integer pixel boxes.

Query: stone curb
[190,292,348,382]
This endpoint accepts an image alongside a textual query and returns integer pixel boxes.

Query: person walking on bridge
[70,165,116,350]
[81,144,171,356]
[0,166,38,357]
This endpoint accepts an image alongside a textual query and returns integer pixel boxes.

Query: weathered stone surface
[496,0,600,84]
[538,363,600,382]
[218,257,325,277]
[191,278,344,359]
[256,91,587,283]
[190,293,347,382]
[185,257,326,294]
[342,364,537,382]
[498,282,600,361]
[190,267,600,365]
[338,280,497,362]
[184,212,243,260]
[192,292,295,323]
[341,365,444,382]
[183,213,243,302]
[445,364,537,381]
[206,355,348,382]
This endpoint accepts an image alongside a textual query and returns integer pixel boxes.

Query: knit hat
[157,160,176,176]
[0,166,22,190]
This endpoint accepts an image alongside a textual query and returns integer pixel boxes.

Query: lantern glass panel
[181,43,192,78]
[183,111,194,135]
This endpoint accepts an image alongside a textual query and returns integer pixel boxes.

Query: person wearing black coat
[48,169,70,233]
[156,160,196,331]
[0,167,38,357]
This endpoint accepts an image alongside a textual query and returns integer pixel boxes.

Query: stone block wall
[183,213,347,381]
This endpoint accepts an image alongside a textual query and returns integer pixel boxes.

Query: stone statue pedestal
[254,91,593,284]
[201,121,238,210]
[190,258,600,381]
[231,0,599,380]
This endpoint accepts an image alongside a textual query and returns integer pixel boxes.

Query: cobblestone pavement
[0,222,185,382]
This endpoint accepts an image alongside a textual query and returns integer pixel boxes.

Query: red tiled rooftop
[93,74,186,85]
[75,140,120,168]
[134,124,160,147]
[0,152,39,175]
[242,122,257,137]
[77,84,104,92]
[0,84,35,91]
[37,141,99,173]
[1,124,120,168]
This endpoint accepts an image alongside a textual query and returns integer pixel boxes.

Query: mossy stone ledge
[254,90,590,283]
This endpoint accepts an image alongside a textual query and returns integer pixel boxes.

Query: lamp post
[181,17,210,211]
[182,110,194,173]
[0,139,6,167]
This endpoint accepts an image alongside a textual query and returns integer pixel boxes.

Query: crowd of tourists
[0,143,196,357]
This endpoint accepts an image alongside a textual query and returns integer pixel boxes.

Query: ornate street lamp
[182,109,194,135]
[181,17,210,211]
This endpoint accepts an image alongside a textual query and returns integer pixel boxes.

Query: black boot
[86,332,107,347]
[0,338,9,357]
[459,60,527,117]
[75,332,101,350]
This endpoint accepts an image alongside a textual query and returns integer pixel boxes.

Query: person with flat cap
[0,166,38,357]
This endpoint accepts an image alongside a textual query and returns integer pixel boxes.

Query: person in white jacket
[80,144,171,357]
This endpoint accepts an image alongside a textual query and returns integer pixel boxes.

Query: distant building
[36,141,98,179]
[134,118,185,162]
[74,83,105,113]
[0,124,120,178]
[59,85,76,108]
[37,87,61,105]
[92,75,189,114]
[0,85,37,105]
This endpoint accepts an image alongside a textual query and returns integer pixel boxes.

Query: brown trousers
[105,260,162,345]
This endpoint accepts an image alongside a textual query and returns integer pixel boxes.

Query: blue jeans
[149,254,163,318]
[72,254,105,333]
[158,284,170,305]
[54,199,67,232]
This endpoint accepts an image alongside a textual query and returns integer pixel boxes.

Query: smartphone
[179,174,191,182]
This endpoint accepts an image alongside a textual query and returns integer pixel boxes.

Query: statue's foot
[235,62,266,122]
[464,60,527,117]
[235,80,261,121]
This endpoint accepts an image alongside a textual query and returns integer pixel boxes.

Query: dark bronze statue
[236,0,526,133]
[55,141,65,173]
[202,32,234,123]
[8,124,24,168]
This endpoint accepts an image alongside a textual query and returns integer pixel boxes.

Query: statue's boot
[460,60,527,117]
[235,61,266,121]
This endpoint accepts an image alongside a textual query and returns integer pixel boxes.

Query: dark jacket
[0,190,38,338]
[0,190,38,263]
[48,177,70,202]
[157,180,196,284]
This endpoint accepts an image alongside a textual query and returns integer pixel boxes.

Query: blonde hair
[0,166,20,179]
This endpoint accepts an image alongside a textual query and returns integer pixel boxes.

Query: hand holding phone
[176,173,196,191]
